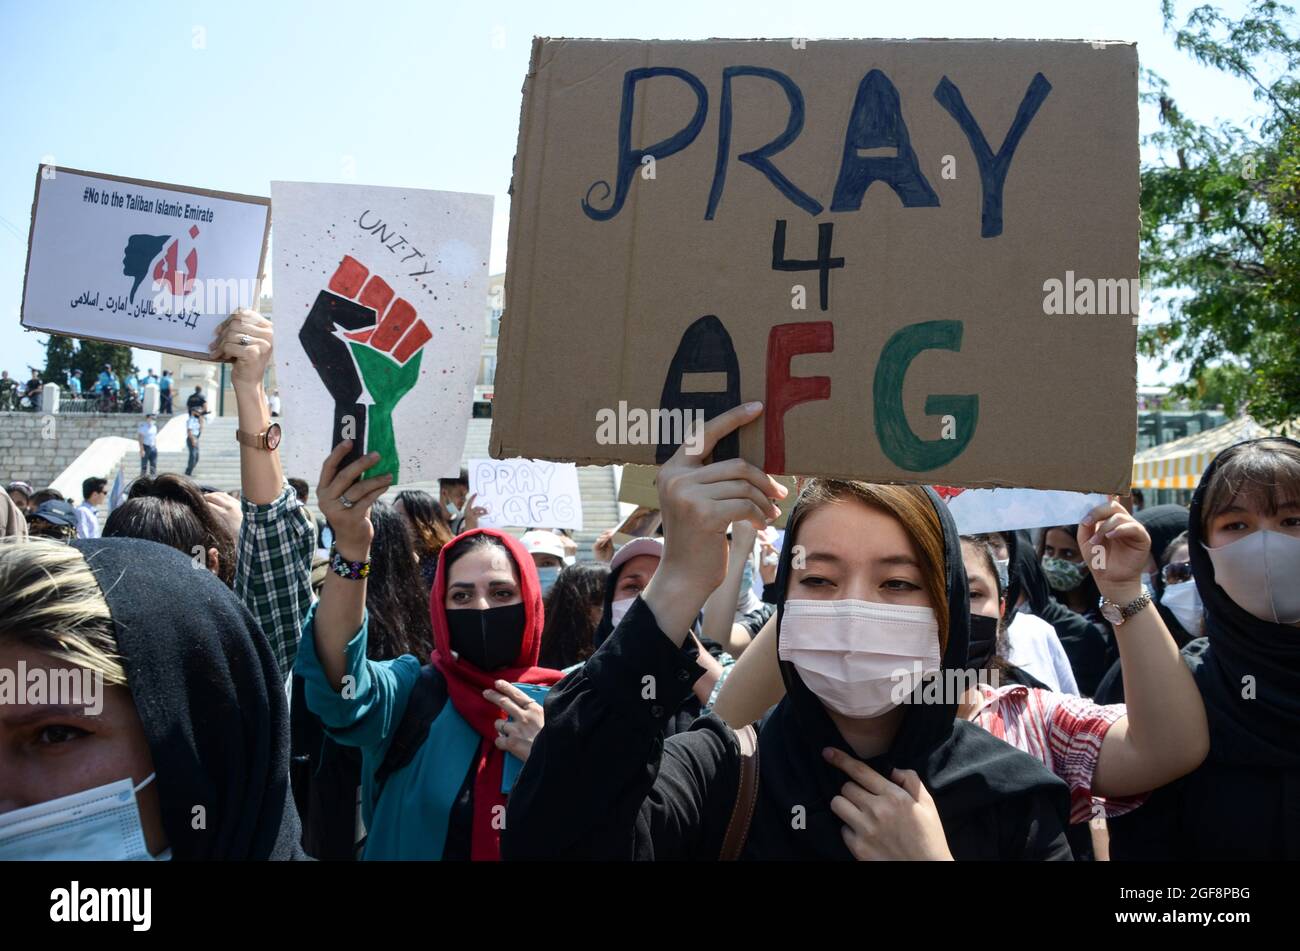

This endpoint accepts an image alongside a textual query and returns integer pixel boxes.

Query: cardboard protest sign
[613,506,662,544]
[21,166,270,357]
[932,486,1107,535]
[619,463,797,527]
[468,458,584,530]
[272,182,491,483]
[492,39,1138,493]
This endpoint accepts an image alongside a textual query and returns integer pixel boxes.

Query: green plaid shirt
[235,482,315,679]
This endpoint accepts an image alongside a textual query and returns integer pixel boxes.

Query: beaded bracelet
[329,546,371,580]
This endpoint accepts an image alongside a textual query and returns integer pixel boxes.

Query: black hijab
[758,485,1067,842]
[73,538,307,859]
[1136,504,1190,590]
[1004,529,1050,615]
[1184,437,1300,768]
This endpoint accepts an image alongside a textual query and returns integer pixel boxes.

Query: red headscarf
[429,527,563,860]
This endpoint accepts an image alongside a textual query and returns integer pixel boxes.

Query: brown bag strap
[719,723,760,861]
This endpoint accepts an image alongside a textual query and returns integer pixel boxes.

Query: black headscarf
[1139,505,1193,647]
[1136,504,1190,586]
[73,538,307,859]
[1184,437,1300,768]
[760,485,1067,834]
[1004,529,1050,615]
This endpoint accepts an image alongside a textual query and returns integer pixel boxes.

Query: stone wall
[0,412,143,489]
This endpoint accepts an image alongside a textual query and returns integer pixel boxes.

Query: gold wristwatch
[235,423,282,451]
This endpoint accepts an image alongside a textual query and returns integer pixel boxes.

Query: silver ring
[238,334,252,347]
[496,719,508,735]
[338,494,355,509]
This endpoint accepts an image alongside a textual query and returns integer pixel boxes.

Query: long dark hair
[539,562,609,669]
[395,489,454,560]
[365,501,434,661]
[103,474,236,586]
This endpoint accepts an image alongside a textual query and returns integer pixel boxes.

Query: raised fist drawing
[299,255,431,482]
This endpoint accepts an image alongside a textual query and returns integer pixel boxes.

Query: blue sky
[0,0,1280,383]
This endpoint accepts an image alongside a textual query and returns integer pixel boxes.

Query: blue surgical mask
[537,565,561,596]
[993,558,1010,590]
[0,773,165,861]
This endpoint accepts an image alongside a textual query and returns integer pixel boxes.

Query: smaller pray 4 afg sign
[21,166,270,357]
[469,458,584,531]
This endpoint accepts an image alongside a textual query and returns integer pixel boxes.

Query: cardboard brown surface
[619,463,797,526]
[492,38,1138,493]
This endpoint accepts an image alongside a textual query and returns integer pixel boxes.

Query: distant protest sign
[933,486,1107,535]
[469,458,584,530]
[21,166,270,357]
[272,182,491,483]
[491,39,1138,493]
[619,463,797,527]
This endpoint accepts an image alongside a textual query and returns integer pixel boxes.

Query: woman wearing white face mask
[708,528,1210,863]
[1109,437,1300,860]
[0,538,306,860]
[1155,534,1204,638]
[504,404,1072,860]
[588,536,726,730]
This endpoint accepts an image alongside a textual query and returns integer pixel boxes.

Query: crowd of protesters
[1,307,1297,861]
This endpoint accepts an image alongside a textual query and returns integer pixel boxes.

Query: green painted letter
[873,320,978,471]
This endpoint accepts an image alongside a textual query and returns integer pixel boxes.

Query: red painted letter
[765,321,834,473]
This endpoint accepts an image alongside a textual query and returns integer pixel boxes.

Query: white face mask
[779,599,942,718]
[1204,530,1300,624]
[610,596,637,627]
[1160,579,1204,636]
[0,774,164,861]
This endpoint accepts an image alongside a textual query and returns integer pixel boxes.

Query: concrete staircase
[96,415,621,558]
[98,416,244,530]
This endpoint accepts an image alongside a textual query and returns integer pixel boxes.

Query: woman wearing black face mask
[952,533,1207,859]
[295,444,562,860]
[1108,438,1300,860]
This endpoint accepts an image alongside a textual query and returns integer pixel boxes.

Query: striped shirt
[967,683,1145,825]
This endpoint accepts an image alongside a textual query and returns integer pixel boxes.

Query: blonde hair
[0,538,127,685]
[786,481,950,654]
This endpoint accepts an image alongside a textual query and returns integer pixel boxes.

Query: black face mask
[967,613,1000,673]
[446,602,526,671]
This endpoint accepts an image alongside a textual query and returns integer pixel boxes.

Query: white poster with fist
[272,181,492,485]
